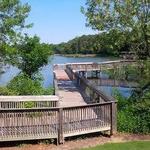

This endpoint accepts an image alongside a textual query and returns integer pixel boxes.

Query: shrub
[0,87,18,95]
[116,90,150,134]
[7,74,44,95]
[43,87,54,95]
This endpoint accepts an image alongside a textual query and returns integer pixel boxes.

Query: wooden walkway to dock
[2,60,137,143]
[54,70,87,107]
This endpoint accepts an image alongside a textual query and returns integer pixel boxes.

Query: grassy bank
[81,141,150,150]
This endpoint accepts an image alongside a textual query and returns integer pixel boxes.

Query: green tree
[53,31,129,56]
[12,35,52,78]
[82,0,150,59]
[0,0,32,65]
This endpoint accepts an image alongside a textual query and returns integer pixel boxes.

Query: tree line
[81,0,149,59]
[53,0,150,59]
[53,29,141,57]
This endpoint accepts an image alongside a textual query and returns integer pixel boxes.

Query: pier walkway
[54,69,86,107]
[0,60,137,144]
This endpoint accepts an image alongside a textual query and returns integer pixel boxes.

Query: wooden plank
[58,108,64,144]
[64,127,110,137]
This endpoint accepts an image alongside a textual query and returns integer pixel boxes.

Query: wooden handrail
[0,95,59,102]
[0,101,114,111]
[53,71,59,97]
[54,60,136,72]
[66,65,116,103]
[0,95,59,109]
[0,101,114,143]
[77,75,116,102]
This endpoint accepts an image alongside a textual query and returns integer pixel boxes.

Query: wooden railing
[0,102,114,143]
[65,65,117,136]
[53,72,59,97]
[0,61,124,143]
[53,64,66,71]
[66,60,136,71]
[62,102,114,137]
[0,96,59,109]
[0,107,58,141]
[66,65,116,103]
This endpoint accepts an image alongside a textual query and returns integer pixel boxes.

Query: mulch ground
[0,133,150,150]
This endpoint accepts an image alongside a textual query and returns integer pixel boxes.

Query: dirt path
[1,133,150,150]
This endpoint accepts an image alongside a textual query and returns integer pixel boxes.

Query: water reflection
[98,85,133,98]
[89,78,133,98]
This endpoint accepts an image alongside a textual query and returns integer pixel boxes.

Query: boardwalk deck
[54,70,87,107]
[53,69,111,141]
[0,61,122,143]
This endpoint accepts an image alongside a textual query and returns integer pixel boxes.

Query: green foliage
[113,89,128,110]
[7,74,53,95]
[0,86,18,95]
[12,35,52,77]
[103,64,141,82]
[115,89,150,134]
[3,35,53,96]
[0,0,31,41]
[82,0,150,59]
[140,60,150,86]
[24,101,35,108]
[0,0,32,64]
[43,87,54,95]
[118,100,150,134]
[53,30,130,56]
[112,61,150,134]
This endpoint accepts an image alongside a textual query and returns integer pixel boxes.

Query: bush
[43,87,54,95]
[0,87,18,95]
[7,74,53,95]
[7,74,44,95]
[116,90,150,134]
[113,89,128,110]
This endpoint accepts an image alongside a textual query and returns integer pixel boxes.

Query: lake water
[98,86,132,98]
[0,55,132,97]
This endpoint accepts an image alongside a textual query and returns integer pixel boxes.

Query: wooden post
[77,75,80,87]
[58,108,64,144]
[96,71,99,78]
[113,63,116,86]
[85,71,88,79]
[110,102,117,136]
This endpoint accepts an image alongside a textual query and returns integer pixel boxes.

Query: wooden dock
[2,60,138,143]
[54,70,87,107]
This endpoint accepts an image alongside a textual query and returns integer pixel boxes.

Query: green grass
[81,141,150,150]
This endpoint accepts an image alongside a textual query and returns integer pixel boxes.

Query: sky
[21,0,98,44]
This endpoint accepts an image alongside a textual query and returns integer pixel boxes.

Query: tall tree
[81,0,150,59]
[13,35,52,78]
[0,0,31,65]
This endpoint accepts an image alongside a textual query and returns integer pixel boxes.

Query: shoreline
[54,54,119,58]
